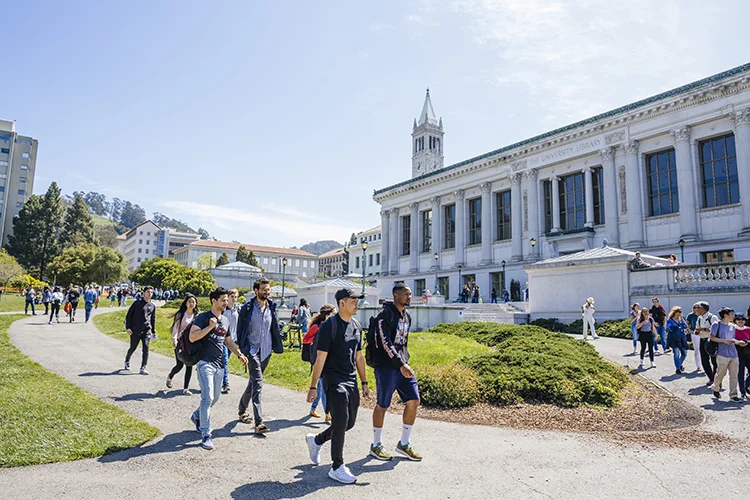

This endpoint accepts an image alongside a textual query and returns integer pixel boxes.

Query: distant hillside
[299,240,343,256]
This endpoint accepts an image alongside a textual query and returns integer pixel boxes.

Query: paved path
[570,334,750,442]
[1,315,748,500]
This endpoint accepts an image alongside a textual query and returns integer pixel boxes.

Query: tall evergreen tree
[119,201,146,228]
[236,245,250,264]
[60,194,96,248]
[5,182,64,280]
[216,252,230,266]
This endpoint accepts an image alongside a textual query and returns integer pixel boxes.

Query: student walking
[733,314,750,398]
[109,289,117,307]
[636,309,657,369]
[582,297,599,340]
[42,287,51,315]
[24,287,36,315]
[302,304,335,420]
[48,286,63,324]
[83,285,98,323]
[629,303,641,355]
[221,289,240,394]
[65,286,80,322]
[710,307,743,401]
[694,301,719,385]
[650,298,669,353]
[491,288,498,304]
[167,294,198,395]
[188,287,248,450]
[305,288,369,484]
[666,306,689,374]
[369,283,422,462]
[236,278,284,434]
[123,286,156,375]
[298,298,312,336]
[686,305,702,372]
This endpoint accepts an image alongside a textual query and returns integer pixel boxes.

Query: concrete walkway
[1,314,748,500]
[570,333,750,441]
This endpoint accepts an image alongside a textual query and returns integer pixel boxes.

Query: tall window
[444,204,455,249]
[437,277,450,298]
[700,134,739,208]
[543,180,553,232]
[422,209,432,252]
[592,167,605,224]
[401,215,411,256]
[468,198,481,245]
[559,173,585,230]
[355,256,360,269]
[495,190,511,240]
[414,279,426,295]
[646,149,679,216]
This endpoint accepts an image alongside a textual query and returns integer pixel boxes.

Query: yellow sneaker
[395,442,422,461]
[309,409,322,418]
[369,443,393,461]
[325,413,332,422]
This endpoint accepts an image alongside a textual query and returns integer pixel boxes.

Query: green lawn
[0,294,29,313]
[0,315,159,467]
[93,309,493,393]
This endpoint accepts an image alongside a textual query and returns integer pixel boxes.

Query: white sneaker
[123,361,131,371]
[328,464,357,484]
[639,361,644,368]
[166,377,173,388]
[140,367,149,375]
[650,361,656,368]
[306,434,322,465]
[593,335,599,340]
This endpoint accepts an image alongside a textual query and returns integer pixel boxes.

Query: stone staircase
[460,303,529,324]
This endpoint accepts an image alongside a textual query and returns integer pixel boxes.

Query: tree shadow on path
[79,370,124,377]
[231,457,401,499]
[113,389,201,402]
[98,429,201,463]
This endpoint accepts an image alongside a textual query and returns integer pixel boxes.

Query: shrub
[530,317,568,332]
[164,296,213,311]
[595,318,633,339]
[417,363,481,408]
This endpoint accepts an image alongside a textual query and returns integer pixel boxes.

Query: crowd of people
[117,278,421,484]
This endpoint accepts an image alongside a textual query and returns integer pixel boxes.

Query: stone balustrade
[672,261,750,289]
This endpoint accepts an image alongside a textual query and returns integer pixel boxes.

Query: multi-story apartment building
[348,225,382,279]
[319,247,346,277]
[118,220,201,271]
[0,119,38,247]
[375,63,750,302]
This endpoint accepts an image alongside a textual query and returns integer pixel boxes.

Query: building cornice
[374,62,750,202]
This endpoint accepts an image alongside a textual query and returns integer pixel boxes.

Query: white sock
[400,424,413,446]
[373,427,383,446]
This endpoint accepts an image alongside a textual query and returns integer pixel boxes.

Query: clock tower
[412,88,444,178]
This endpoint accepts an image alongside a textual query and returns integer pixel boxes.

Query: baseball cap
[335,288,365,302]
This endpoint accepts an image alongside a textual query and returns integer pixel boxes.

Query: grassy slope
[0,316,159,467]
[0,295,28,313]
[93,309,493,392]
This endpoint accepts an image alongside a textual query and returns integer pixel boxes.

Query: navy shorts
[374,367,420,408]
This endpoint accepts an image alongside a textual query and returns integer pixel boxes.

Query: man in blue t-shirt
[83,285,98,323]
[189,287,248,450]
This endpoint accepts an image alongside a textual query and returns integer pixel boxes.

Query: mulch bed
[364,373,737,449]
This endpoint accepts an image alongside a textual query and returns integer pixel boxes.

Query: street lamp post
[679,238,685,262]
[280,257,288,308]
[529,237,537,260]
[501,259,506,291]
[361,241,368,305]
[456,265,463,302]
[433,252,440,295]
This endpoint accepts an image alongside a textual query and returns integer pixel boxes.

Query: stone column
[624,140,644,248]
[380,209,390,275]
[551,176,561,232]
[510,173,523,261]
[480,182,493,265]
[600,147,619,246]
[430,196,441,260]
[583,167,595,228]
[670,126,699,241]
[525,169,540,259]
[389,208,399,274]
[409,202,419,273]
[732,108,750,234]
[454,190,466,267]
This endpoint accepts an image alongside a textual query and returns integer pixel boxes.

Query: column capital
[409,202,420,212]
[380,209,390,217]
[582,166,593,174]
[670,126,691,143]
[391,207,400,216]
[509,173,522,186]
[732,107,750,127]
[479,182,492,193]
[430,195,441,207]
[624,140,640,156]
[523,168,538,181]
[551,175,560,182]
[599,147,616,161]
[453,189,465,200]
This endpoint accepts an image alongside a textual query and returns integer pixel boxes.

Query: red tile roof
[188,239,317,258]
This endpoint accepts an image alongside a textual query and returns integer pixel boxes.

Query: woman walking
[42,287,51,315]
[630,303,640,354]
[66,285,80,322]
[166,294,198,395]
[666,306,689,374]
[48,286,63,324]
[582,297,599,340]
[636,309,658,369]
[302,303,335,420]
[733,313,750,398]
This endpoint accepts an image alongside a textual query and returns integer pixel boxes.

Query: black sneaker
[191,413,201,433]
[731,397,743,402]
[713,391,721,399]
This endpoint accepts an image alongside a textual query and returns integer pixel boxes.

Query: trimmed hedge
[427,322,628,407]
[531,317,633,339]
[418,363,481,408]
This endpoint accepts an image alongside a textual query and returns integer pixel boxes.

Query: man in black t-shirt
[189,287,248,450]
[305,288,369,484]
[123,286,156,375]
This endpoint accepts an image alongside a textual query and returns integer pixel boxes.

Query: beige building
[118,219,201,271]
[319,247,346,277]
[0,119,38,247]
[348,225,382,278]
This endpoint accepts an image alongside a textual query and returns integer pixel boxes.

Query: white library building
[374,63,750,302]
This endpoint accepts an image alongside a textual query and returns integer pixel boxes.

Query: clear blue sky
[6,0,750,247]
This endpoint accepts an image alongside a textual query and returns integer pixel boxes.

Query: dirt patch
[368,373,737,449]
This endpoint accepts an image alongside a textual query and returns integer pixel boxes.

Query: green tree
[94,224,119,248]
[48,244,126,285]
[83,192,110,216]
[5,182,65,280]
[90,247,128,285]
[119,201,146,228]
[0,249,25,296]
[216,252,230,266]
[129,257,183,288]
[236,245,250,264]
[110,197,123,223]
[60,194,96,248]
[162,267,216,295]
[197,253,216,270]
[197,227,211,240]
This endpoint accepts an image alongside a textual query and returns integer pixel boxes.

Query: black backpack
[175,320,202,366]
[309,317,361,367]
[365,315,378,367]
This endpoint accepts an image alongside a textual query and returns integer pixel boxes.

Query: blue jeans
[222,344,232,388]
[673,347,687,370]
[192,360,223,437]
[311,377,327,412]
[655,325,667,351]
[84,302,94,322]
[631,323,638,348]
[491,297,498,303]
[25,299,35,314]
